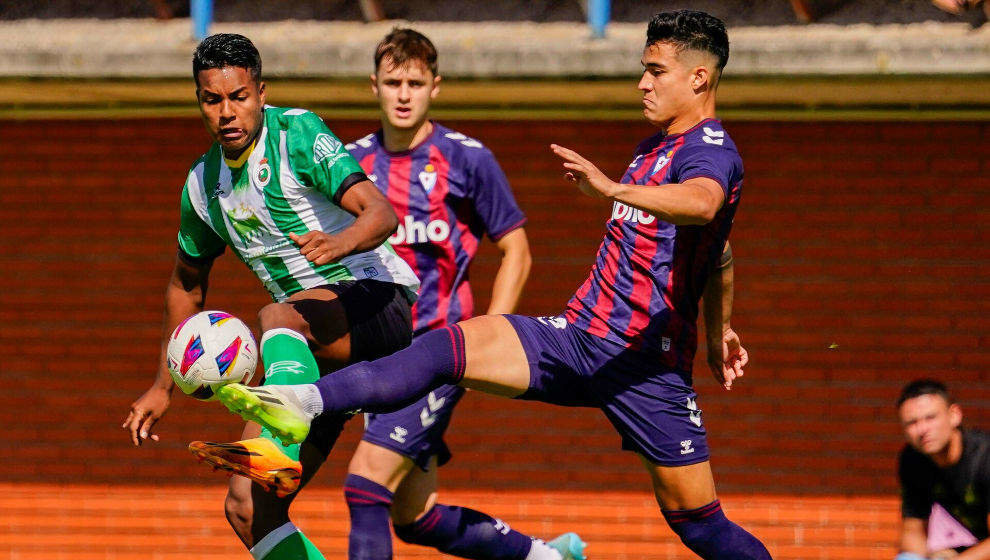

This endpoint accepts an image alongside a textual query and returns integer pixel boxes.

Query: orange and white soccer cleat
[188,437,302,497]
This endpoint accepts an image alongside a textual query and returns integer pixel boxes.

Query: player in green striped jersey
[122,34,418,560]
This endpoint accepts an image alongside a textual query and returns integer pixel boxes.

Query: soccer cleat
[216,384,312,445]
[188,438,302,497]
[547,532,587,560]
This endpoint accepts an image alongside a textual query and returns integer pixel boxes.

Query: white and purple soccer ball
[166,311,257,400]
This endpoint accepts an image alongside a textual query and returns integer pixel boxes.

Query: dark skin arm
[289,180,399,265]
[122,256,212,446]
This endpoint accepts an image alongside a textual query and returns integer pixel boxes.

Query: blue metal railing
[588,0,610,39]
[192,0,213,40]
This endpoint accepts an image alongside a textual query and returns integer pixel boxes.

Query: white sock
[283,383,323,418]
[526,539,563,560]
[249,521,299,560]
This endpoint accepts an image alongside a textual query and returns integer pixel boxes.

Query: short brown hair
[374,28,438,76]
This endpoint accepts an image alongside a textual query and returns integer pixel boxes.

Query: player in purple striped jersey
[216,12,770,559]
[337,29,584,560]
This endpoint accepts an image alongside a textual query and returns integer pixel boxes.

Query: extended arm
[702,242,747,390]
[550,144,724,225]
[122,255,212,445]
[485,227,532,315]
[290,180,399,265]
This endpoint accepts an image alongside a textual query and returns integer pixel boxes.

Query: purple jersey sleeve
[468,148,527,240]
[669,142,742,196]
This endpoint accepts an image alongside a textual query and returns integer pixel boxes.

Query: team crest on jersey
[652,150,673,176]
[313,133,346,166]
[419,163,438,193]
[256,158,271,186]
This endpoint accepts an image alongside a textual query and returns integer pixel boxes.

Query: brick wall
[1,117,986,496]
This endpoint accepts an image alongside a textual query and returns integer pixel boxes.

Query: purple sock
[316,326,466,415]
[393,504,533,560]
[662,500,772,560]
[344,474,394,560]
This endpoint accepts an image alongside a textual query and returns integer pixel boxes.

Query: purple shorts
[505,314,709,466]
[362,383,465,470]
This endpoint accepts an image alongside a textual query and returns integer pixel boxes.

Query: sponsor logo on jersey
[256,159,271,186]
[680,439,695,455]
[419,163,438,193]
[611,201,656,224]
[661,336,671,351]
[313,133,346,166]
[227,204,264,243]
[702,126,725,146]
[211,181,227,199]
[363,266,379,278]
[389,215,451,245]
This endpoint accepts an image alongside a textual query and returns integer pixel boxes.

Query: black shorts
[321,279,413,362]
[293,279,413,456]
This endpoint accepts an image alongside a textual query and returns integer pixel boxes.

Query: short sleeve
[670,143,740,197]
[899,447,935,520]
[285,111,368,205]
[468,148,527,240]
[177,171,225,262]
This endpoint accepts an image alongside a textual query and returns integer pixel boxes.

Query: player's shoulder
[344,131,381,158]
[964,428,990,460]
[680,118,739,154]
[265,105,327,134]
[432,122,494,159]
[186,145,218,180]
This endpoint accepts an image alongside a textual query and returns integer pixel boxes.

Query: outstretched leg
[217,315,531,442]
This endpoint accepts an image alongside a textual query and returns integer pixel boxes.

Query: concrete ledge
[0,19,988,78]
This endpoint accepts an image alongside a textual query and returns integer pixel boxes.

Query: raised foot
[216,384,311,446]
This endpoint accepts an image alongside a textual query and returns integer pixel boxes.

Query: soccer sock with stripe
[308,325,466,415]
[662,500,771,560]
[393,503,535,560]
[344,474,394,560]
[258,328,321,461]
[249,522,325,560]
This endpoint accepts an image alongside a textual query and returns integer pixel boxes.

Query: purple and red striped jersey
[564,118,743,372]
[346,122,526,335]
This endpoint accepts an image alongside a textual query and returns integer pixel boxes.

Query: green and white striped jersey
[177,106,419,302]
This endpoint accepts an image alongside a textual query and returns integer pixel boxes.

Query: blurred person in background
[896,379,990,560]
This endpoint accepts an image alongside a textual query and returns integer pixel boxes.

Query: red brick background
[0,118,986,552]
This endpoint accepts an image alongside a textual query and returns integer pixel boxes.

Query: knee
[224,486,254,542]
[258,302,306,334]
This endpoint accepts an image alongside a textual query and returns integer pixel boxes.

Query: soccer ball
[166,311,257,400]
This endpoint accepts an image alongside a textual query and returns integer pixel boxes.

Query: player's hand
[122,385,170,446]
[290,231,349,265]
[931,549,959,559]
[707,327,748,391]
[550,144,617,199]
